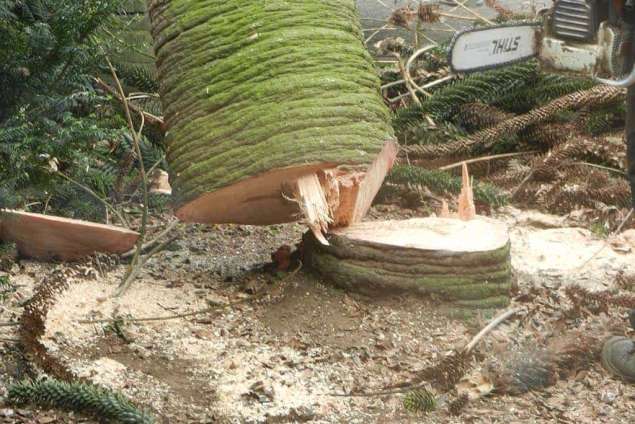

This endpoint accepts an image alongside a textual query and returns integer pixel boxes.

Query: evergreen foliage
[8,378,155,424]
[493,73,596,113]
[394,61,539,138]
[387,165,508,207]
[402,388,437,414]
[0,0,164,219]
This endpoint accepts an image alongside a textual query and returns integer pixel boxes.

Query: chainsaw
[448,0,635,207]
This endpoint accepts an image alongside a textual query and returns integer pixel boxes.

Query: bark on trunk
[147,0,397,226]
[305,217,513,308]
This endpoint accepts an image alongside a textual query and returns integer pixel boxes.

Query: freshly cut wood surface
[330,217,509,252]
[0,210,139,261]
[306,217,512,308]
[176,140,398,226]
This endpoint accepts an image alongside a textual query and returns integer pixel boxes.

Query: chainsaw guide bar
[448,22,542,74]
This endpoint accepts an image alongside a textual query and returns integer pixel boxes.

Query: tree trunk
[304,217,513,308]
[147,0,397,228]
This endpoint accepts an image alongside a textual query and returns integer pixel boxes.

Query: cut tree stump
[147,0,397,230]
[0,210,139,261]
[304,217,512,308]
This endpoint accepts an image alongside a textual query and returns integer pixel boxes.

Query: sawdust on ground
[1,205,635,423]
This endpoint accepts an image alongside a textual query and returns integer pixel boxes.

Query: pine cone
[448,394,470,416]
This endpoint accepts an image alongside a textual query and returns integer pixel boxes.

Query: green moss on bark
[305,230,512,308]
[147,0,394,208]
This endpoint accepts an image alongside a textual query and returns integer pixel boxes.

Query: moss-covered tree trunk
[147,0,397,230]
[305,217,513,308]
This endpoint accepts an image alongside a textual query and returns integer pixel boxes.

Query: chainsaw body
[540,0,626,79]
[449,0,632,83]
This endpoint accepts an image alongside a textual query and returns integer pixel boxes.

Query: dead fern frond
[487,347,558,395]
[533,180,630,213]
[488,161,532,187]
[550,332,603,377]
[519,123,570,149]
[531,137,593,181]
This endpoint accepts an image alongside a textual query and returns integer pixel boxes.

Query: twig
[0,322,20,327]
[365,24,390,45]
[510,170,535,200]
[118,233,178,285]
[122,155,166,203]
[405,46,438,99]
[440,12,478,21]
[462,307,521,354]
[393,52,421,106]
[93,77,165,131]
[573,161,624,175]
[56,171,129,228]
[381,76,426,91]
[417,30,441,46]
[574,208,634,271]
[388,75,453,103]
[439,152,538,171]
[449,0,495,25]
[106,59,149,297]
[121,220,178,259]
[445,0,471,13]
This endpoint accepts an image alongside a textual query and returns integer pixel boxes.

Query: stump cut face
[306,217,513,309]
[331,217,509,253]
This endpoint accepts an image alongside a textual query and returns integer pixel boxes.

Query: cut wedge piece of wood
[287,173,332,245]
[305,217,512,308]
[458,163,476,221]
[149,169,172,195]
[0,210,139,261]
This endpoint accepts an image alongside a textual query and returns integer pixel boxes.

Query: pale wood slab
[0,210,139,261]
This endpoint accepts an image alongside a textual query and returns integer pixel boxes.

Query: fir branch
[403,388,436,414]
[7,378,154,424]
[456,102,514,131]
[403,85,625,159]
[394,62,538,133]
[387,165,508,207]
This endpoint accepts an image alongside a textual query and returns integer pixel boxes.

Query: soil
[1,204,635,423]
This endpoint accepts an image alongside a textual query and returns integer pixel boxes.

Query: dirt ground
[1,204,635,423]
